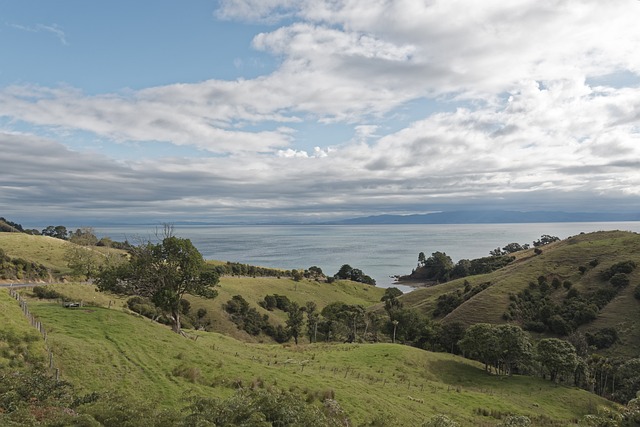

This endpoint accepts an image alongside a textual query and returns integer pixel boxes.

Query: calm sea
[94,222,640,291]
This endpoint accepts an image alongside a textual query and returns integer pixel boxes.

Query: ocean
[94,222,640,290]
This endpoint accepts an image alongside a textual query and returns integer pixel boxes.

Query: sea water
[94,222,640,290]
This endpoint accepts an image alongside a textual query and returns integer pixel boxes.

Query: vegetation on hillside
[5,290,633,426]
[3,216,640,424]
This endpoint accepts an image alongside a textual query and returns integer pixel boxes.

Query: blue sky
[1,0,640,225]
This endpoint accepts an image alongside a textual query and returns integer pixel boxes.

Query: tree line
[408,235,560,284]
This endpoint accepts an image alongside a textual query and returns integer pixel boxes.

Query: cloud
[215,0,299,23]
[3,73,639,224]
[9,23,68,45]
[2,1,640,222]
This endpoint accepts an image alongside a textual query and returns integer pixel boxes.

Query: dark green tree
[96,236,219,334]
[286,302,305,345]
[41,225,68,240]
[423,251,454,282]
[418,252,426,266]
[437,321,466,354]
[536,338,578,382]
[333,264,376,285]
[459,323,498,373]
[305,301,319,343]
[494,324,533,375]
[502,243,524,254]
[381,287,403,302]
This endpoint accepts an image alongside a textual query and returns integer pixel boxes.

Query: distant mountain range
[326,210,640,225]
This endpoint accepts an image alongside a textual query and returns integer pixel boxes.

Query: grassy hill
[398,230,640,356]
[2,229,639,424]
[0,232,124,280]
[3,289,617,426]
[0,232,73,277]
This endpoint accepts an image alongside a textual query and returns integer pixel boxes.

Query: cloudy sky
[1,0,640,225]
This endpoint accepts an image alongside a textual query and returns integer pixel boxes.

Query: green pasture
[16,296,616,426]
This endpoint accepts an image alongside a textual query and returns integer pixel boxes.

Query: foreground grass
[0,290,47,369]
[17,294,615,426]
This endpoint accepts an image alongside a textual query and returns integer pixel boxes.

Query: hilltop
[396,230,640,357]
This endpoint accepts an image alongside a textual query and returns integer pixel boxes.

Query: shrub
[422,414,460,427]
[610,273,630,288]
[32,286,63,300]
[499,415,531,427]
[183,387,347,427]
[549,315,572,335]
[634,285,640,300]
[602,260,637,280]
[126,296,161,320]
[586,328,618,349]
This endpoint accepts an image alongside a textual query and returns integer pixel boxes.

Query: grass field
[0,290,47,369]
[9,292,616,426]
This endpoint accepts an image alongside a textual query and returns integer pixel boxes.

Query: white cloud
[10,23,69,45]
[2,1,640,221]
[215,0,299,22]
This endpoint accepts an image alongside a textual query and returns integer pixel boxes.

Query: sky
[1,0,640,226]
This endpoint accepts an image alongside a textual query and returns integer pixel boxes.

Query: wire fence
[8,288,60,381]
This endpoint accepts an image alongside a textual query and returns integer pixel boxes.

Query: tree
[422,251,454,282]
[502,243,524,254]
[333,264,376,285]
[307,265,324,279]
[305,301,319,343]
[437,321,466,354]
[381,287,403,302]
[41,225,68,240]
[533,234,560,247]
[96,235,219,334]
[65,244,101,278]
[459,323,498,373]
[286,302,305,345]
[536,338,578,382]
[69,227,98,246]
[494,324,533,375]
[418,252,426,267]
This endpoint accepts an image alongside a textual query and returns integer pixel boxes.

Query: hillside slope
[4,291,617,426]
[0,232,124,280]
[399,230,640,355]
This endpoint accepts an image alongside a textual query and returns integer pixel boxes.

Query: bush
[549,315,572,335]
[523,321,547,333]
[32,286,63,300]
[499,415,531,427]
[634,285,640,300]
[422,414,460,427]
[602,261,637,280]
[586,328,618,349]
[182,387,347,427]
[610,273,630,288]
[126,296,161,320]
